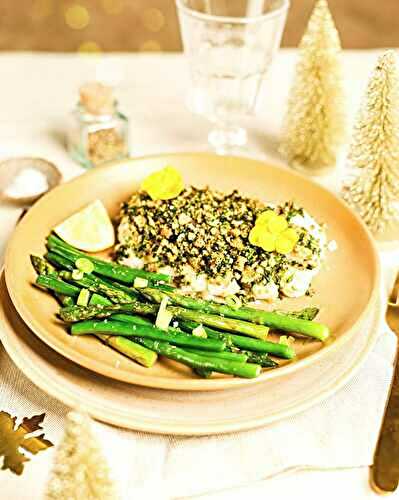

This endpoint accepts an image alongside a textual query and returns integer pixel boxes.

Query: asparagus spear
[111,313,153,326]
[47,234,171,284]
[46,251,142,299]
[178,320,294,359]
[132,338,261,379]
[90,293,112,306]
[96,334,157,368]
[44,252,75,271]
[59,270,136,304]
[71,320,227,352]
[36,275,80,297]
[194,368,212,378]
[142,288,328,341]
[60,302,269,339]
[60,302,158,322]
[30,255,57,276]
[109,313,274,362]
[276,307,319,321]
[54,293,75,307]
[185,348,248,363]
[231,349,278,368]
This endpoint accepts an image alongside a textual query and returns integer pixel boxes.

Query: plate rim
[4,153,381,391]
[0,272,382,435]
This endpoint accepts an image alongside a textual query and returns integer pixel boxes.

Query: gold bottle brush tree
[342,50,399,242]
[280,0,346,174]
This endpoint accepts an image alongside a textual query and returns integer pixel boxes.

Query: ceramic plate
[0,274,381,434]
[4,154,380,390]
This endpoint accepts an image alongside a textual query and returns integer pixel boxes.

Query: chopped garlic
[279,335,296,346]
[155,297,172,330]
[192,325,207,338]
[134,277,148,288]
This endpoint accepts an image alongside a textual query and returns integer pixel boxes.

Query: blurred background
[0,0,398,52]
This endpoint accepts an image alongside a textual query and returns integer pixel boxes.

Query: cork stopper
[79,82,115,115]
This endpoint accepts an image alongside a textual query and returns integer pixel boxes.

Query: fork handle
[372,350,399,492]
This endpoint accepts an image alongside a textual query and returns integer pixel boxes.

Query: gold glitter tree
[280,0,346,173]
[45,412,118,500]
[342,50,399,236]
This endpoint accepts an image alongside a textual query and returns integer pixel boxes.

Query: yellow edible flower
[141,166,184,200]
[249,210,299,255]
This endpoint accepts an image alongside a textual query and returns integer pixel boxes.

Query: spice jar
[67,82,129,168]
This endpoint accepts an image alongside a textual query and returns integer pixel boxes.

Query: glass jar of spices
[68,82,129,168]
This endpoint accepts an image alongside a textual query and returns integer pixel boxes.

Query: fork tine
[388,272,399,306]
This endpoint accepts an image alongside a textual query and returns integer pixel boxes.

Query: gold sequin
[65,4,90,30]
[141,8,165,33]
[139,40,161,52]
[78,41,102,54]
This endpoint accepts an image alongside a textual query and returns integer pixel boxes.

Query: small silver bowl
[0,157,62,205]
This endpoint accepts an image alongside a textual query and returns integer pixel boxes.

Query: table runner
[0,50,396,499]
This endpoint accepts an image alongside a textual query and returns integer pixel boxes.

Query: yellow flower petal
[141,166,184,200]
[275,236,295,254]
[249,225,264,246]
[256,210,276,226]
[268,215,288,234]
[282,228,299,243]
[259,232,277,252]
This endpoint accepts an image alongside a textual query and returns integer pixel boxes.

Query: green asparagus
[60,301,269,339]
[231,349,278,368]
[274,307,319,321]
[96,334,157,367]
[59,270,136,304]
[71,320,227,352]
[178,320,295,359]
[44,252,75,272]
[47,234,171,284]
[90,293,112,306]
[142,288,328,341]
[36,275,80,297]
[111,313,153,326]
[132,338,262,379]
[30,255,57,276]
[185,348,248,363]
[54,293,75,307]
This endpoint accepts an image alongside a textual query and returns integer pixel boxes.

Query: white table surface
[0,49,396,500]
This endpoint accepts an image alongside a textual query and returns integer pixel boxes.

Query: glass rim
[175,0,290,24]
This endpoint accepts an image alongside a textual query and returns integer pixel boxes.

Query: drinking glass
[176,0,289,154]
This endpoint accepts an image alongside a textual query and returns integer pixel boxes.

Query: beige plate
[0,274,381,434]
[4,153,380,391]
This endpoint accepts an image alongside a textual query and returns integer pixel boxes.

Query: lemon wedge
[54,200,115,252]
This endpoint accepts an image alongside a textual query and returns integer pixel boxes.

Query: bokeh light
[101,0,125,15]
[139,40,162,52]
[141,8,165,33]
[65,4,90,30]
[78,41,102,53]
[31,0,54,20]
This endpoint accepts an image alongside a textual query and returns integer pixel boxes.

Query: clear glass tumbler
[176,0,289,154]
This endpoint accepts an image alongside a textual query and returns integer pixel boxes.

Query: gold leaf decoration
[0,411,53,476]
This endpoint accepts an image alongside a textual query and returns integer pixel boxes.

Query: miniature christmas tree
[45,411,118,500]
[280,0,346,173]
[342,50,399,236]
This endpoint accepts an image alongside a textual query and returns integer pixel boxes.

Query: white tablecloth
[0,49,398,500]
